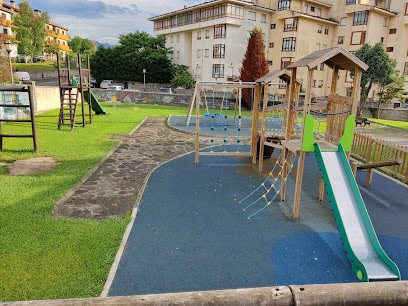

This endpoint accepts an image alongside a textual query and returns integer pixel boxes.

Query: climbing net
[239,149,297,219]
[263,109,303,138]
[199,86,249,154]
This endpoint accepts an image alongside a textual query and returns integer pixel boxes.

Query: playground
[0,48,408,303]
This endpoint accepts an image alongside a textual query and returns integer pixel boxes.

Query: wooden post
[293,68,314,218]
[78,53,86,127]
[365,168,374,187]
[87,55,92,124]
[28,84,38,152]
[195,85,201,165]
[186,80,198,125]
[351,162,358,177]
[259,84,269,172]
[351,67,362,116]
[251,85,261,165]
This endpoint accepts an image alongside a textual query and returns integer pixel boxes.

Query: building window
[405,3,408,15]
[338,36,345,44]
[317,8,322,17]
[353,11,368,25]
[303,5,308,13]
[350,31,366,45]
[318,80,323,88]
[316,43,320,50]
[403,62,408,75]
[340,17,347,26]
[268,60,273,65]
[281,57,294,68]
[383,18,387,27]
[204,30,209,39]
[269,42,275,48]
[214,24,226,38]
[282,37,296,51]
[323,44,327,49]
[317,24,322,33]
[248,11,256,21]
[271,23,276,29]
[3,28,7,35]
[310,6,315,12]
[261,14,266,23]
[197,49,201,58]
[205,49,209,57]
[312,80,316,87]
[284,17,298,31]
[177,51,180,59]
[213,44,226,58]
[170,53,174,60]
[320,63,325,70]
[386,47,394,52]
[170,36,174,43]
[389,28,397,34]
[197,31,202,40]
[278,0,290,10]
[346,0,358,4]
[324,26,329,35]
[380,37,384,43]
[212,64,224,78]
[177,35,180,42]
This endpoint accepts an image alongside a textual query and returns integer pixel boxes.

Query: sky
[18,0,204,45]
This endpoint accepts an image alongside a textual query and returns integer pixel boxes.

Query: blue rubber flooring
[109,147,408,296]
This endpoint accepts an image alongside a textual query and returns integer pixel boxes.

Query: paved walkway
[52,117,201,219]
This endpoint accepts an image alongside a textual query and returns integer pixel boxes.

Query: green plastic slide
[315,143,400,282]
[71,76,106,115]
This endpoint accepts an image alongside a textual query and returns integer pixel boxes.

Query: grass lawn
[368,118,408,130]
[12,62,57,72]
[0,103,197,301]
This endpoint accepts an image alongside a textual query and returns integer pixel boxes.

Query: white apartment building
[151,0,408,102]
[149,0,273,82]
[0,1,18,57]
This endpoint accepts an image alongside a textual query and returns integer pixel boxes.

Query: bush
[170,65,195,89]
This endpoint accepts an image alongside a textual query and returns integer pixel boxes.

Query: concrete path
[52,117,200,219]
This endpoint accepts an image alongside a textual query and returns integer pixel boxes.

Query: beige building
[149,0,273,81]
[0,0,71,59]
[151,0,408,103]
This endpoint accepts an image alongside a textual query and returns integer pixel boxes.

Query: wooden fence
[351,132,408,182]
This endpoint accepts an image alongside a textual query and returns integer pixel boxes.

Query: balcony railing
[0,17,13,27]
[49,31,71,42]
[58,44,72,52]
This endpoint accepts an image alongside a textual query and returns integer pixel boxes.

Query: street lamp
[4,40,13,84]
[143,69,146,91]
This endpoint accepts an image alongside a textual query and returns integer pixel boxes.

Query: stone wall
[92,89,238,109]
[362,107,408,122]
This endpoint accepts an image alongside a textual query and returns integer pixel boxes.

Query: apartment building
[149,0,273,81]
[0,0,71,59]
[151,0,408,102]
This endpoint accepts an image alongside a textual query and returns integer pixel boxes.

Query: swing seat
[204,113,224,118]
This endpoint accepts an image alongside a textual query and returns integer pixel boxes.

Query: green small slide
[71,77,106,115]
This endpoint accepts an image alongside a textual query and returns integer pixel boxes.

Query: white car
[107,85,122,90]
[100,80,113,89]
[14,71,30,81]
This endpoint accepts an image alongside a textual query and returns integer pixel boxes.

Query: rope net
[239,149,297,219]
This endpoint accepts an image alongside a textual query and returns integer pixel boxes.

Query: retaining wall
[362,107,408,122]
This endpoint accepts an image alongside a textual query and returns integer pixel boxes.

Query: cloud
[24,0,204,44]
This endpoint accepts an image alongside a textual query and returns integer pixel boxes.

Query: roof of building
[149,0,274,21]
[287,47,368,71]
[48,21,69,31]
[256,69,302,84]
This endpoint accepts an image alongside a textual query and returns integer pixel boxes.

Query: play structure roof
[287,47,369,71]
[256,69,302,84]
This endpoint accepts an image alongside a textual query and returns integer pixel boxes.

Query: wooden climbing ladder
[58,86,80,131]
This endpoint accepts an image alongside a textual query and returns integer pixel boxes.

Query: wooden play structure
[0,84,38,152]
[57,54,106,131]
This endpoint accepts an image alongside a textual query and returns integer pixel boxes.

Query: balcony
[0,33,11,40]
[0,17,14,27]
[58,44,72,52]
[49,31,71,42]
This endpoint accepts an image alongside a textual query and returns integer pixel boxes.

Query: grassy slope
[12,62,57,72]
[0,103,195,301]
[369,118,408,130]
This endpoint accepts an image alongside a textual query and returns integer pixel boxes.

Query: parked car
[107,85,122,90]
[112,81,128,89]
[90,77,98,88]
[159,87,172,94]
[33,56,45,63]
[14,71,30,81]
[100,80,113,89]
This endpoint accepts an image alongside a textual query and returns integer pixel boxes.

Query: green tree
[12,0,49,63]
[68,36,95,54]
[352,43,394,114]
[44,41,59,57]
[171,65,195,88]
[376,60,405,118]
[90,31,173,83]
[240,28,269,108]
